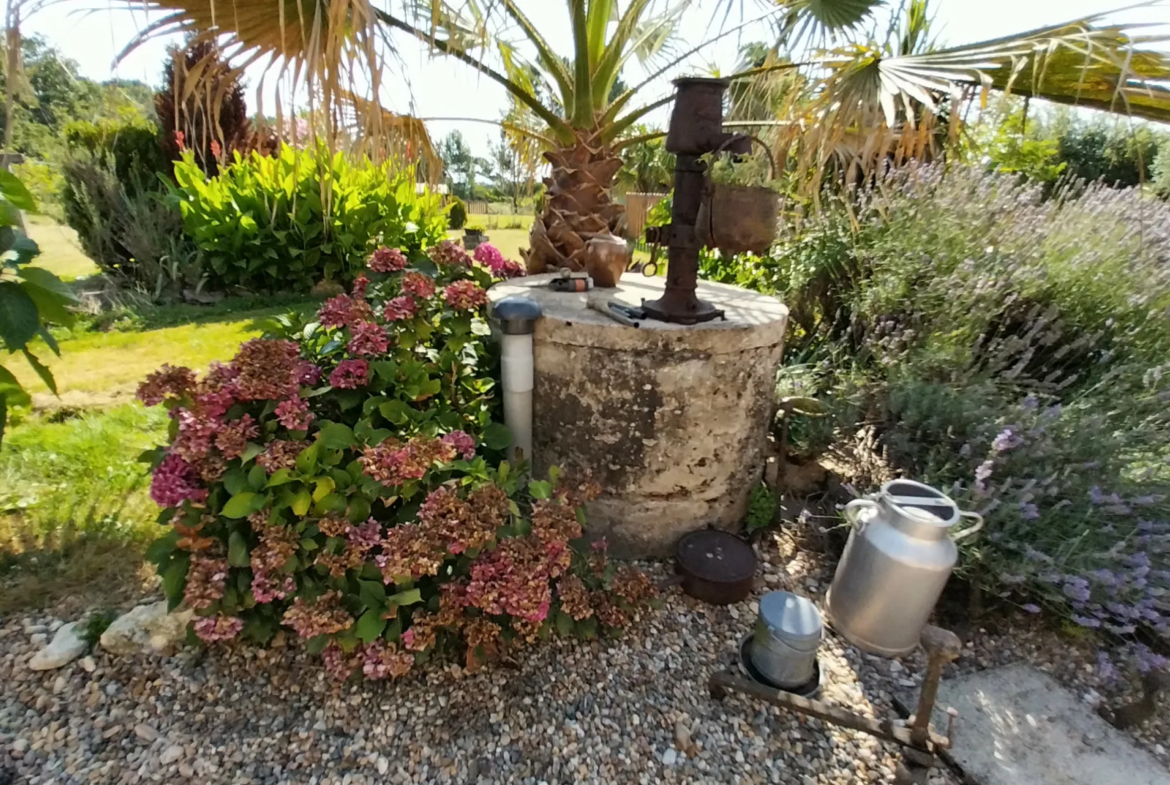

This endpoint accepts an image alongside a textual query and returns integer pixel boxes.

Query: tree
[616,125,672,194]
[100,1,1170,270]
[487,128,533,211]
[156,39,255,174]
[437,130,478,201]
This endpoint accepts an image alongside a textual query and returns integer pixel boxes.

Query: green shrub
[707,164,1170,670]
[447,197,468,230]
[63,118,169,191]
[172,144,447,292]
[136,241,654,676]
[60,156,198,296]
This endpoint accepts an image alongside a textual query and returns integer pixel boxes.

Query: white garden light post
[491,295,542,466]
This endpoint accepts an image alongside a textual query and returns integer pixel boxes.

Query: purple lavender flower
[1019,502,1040,521]
[1096,651,1118,682]
[1022,603,1041,614]
[992,427,1024,453]
[1071,614,1102,628]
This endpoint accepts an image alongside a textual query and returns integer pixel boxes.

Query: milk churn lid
[880,479,959,527]
[758,591,823,646]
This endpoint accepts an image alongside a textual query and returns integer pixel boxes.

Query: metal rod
[911,627,963,748]
[708,672,950,751]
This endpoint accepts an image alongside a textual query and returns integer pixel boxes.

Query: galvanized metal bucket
[749,591,823,689]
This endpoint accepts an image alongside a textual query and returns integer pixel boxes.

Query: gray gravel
[0,527,1163,784]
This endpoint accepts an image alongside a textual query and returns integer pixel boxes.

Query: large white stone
[100,602,193,656]
[28,622,88,671]
[490,274,788,557]
[930,663,1167,785]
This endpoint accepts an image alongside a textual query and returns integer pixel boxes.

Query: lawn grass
[0,403,167,614]
[11,299,316,407]
[25,215,101,282]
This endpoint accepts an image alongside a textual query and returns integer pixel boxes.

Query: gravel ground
[0,527,1165,785]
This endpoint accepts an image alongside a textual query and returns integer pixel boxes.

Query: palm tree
[104,1,1170,269]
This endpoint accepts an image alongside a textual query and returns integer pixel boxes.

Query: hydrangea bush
[138,242,655,677]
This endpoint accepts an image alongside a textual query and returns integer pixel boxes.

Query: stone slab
[931,664,1167,785]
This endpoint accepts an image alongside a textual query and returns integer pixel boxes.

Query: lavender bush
[736,165,1170,672]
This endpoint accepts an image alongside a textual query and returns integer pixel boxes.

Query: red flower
[318,294,374,329]
[330,359,370,389]
[275,398,313,431]
[443,280,488,311]
[347,321,390,357]
[137,364,196,406]
[401,272,436,299]
[383,296,417,322]
[369,246,408,273]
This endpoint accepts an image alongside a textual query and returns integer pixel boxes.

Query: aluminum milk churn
[825,479,983,657]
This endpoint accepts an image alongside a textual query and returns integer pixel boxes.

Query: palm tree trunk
[524,136,624,273]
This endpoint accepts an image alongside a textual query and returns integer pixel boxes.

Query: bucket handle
[843,498,880,531]
[951,511,984,541]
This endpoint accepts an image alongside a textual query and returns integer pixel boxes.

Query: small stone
[29,622,88,671]
[662,748,678,766]
[29,633,47,646]
[675,721,692,751]
[179,763,195,778]
[160,744,186,765]
[135,723,160,742]
[10,739,29,756]
[52,675,68,694]
[79,656,97,673]
[100,602,194,656]
[377,755,389,775]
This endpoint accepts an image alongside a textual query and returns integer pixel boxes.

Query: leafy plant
[60,155,197,296]
[81,607,118,646]
[703,151,779,190]
[171,143,448,292]
[447,196,468,230]
[745,483,777,533]
[703,162,1170,669]
[137,240,654,676]
[0,170,76,444]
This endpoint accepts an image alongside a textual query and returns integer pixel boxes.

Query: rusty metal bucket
[696,184,780,256]
[696,136,779,256]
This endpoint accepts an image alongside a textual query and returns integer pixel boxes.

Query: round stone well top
[489,274,788,354]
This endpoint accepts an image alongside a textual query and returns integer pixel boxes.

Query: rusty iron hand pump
[641,78,751,325]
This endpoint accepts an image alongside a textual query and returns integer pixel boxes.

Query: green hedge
[172,144,447,292]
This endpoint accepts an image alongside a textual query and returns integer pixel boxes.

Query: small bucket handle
[951,511,984,541]
[842,498,880,531]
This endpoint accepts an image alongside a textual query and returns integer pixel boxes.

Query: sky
[21,1,1170,156]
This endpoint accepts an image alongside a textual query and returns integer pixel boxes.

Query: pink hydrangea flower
[401,272,436,299]
[150,453,207,508]
[137,364,196,406]
[441,430,476,460]
[252,572,296,604]
[347,321,390,357]
[352,274,370,299]
[369,246,408,273]
[296,361,322,386]
[192,615,243,642]
[318,294,373,329]
[275,397,314,431]
[473,243,526,279]
[428,240,471,268]
[443,280,488,311]
[329,360,370,389]
[383,296,417,322]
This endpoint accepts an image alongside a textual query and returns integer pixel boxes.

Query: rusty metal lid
[676,530,757,584]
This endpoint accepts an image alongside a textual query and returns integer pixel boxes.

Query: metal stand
[710,626,962,784]
[641,77,749,324]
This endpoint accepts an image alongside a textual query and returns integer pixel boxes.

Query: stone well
[489,274,788,558]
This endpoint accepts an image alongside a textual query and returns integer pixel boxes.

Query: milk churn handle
[951,510,984,541]
[842,498,880,532]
